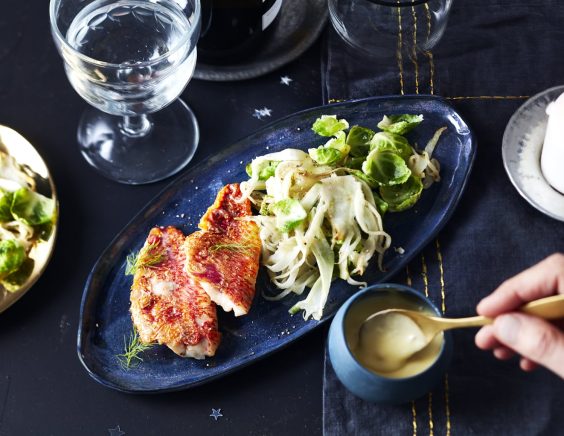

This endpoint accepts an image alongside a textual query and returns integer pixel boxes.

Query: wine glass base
[77,99,199,185]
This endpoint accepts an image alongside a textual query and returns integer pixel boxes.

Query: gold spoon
[0,125,58,313]
[360,294,564,357]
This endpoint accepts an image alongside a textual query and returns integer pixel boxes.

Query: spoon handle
[429,315,491,330]
[431,294,564,330]
[521,294,564,319]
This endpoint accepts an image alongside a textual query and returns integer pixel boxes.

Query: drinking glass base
[77,99,199,185]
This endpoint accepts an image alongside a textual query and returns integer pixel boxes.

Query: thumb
[494,313,564,379]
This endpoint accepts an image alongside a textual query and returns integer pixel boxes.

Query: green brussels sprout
[377,114,423,135]
[1,257,34,292]
[308,147,343,165]
[271,198,307,232]
[348,169,379,189]
[372,191,389,216]
[10,188,55,226]
[309,131,350,165]
[0,239,26,279]
[0,190,14,222]
[312,115,349,137]
[246,160,280,181]
[346,125,375,157]
[343,156,365,170]
[362,150,411,186]
[370,132,413,161]
[379,175,424,212]
[324,131,350,156]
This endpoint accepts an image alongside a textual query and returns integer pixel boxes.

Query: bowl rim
[48,0,201,70]
[337,282,447,383]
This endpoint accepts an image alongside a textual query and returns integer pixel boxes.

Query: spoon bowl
[359,294,564,358]
[0,125,58,313]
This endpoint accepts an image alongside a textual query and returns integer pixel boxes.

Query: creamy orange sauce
[345,291,443,378]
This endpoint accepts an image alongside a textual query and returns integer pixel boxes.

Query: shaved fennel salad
[240,114,445,320]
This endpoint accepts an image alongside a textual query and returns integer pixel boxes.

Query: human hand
[475,253,564,378]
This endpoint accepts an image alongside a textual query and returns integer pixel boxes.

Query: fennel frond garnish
[116,330,154,370]
[209,241,252,254]
[125,242,166,276]
[209,233,254,255]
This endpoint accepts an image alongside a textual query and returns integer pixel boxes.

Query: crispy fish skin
[198,183,254,232]
[185,184,261,317]
[130,226,220,359]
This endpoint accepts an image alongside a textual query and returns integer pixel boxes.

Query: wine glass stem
[121,114,152,137]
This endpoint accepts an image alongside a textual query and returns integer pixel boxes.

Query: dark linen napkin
[322,1,564,435]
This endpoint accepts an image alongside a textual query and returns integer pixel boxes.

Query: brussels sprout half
[377,114,423,135]
[379,175,424,212]
[271,198,307,232]
[10,188,55,226]
[0,190,14,222]
[0,239,26,279]
[370,131,413,161]
[312,115,349,137]
[362,150,411,187]
[346,125,375,157]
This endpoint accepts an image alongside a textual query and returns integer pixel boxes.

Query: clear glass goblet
[49,0,201,184]
[329,0,452,60]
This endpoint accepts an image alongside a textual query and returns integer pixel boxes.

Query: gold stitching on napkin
[421,255,429,297]
[410,3,420,94]
[436,239,446,313]
[428,392,435,436]
[411,400,418,435]
[445,95,529,100]
[327,98,346,103]
[421,255,436,435]
[424,51,435,95]
[435,238,452,435]
[406,265,418,435]
[424,3,435,95]
[405,265,413,287]
[396,3,406,95]
[444,374,452,436]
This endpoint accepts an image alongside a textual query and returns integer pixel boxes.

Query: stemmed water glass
[329,0,452,60]
[49,0,201,184]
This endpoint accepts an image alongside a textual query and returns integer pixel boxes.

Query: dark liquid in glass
[198,0,282,64]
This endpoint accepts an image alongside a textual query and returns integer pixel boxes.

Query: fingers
[475,325,515,360]
[475,254,564,377]
[475,325,499,349]
[477,253,564,317]
[520,358,538,372]
[493,347,515,360]
[493,313,564,378]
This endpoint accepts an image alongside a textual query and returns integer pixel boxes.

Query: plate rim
[77,94,476,393]
[0,125,59,314]
[501,84,564,222]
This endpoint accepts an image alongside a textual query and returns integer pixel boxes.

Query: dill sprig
[125,242,166,276]
[116,330,154,370]
[209,241,252,254]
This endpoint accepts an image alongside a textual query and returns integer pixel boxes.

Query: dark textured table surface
[0,1,326,434]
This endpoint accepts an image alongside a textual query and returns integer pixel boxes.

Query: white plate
[502,85,564,222]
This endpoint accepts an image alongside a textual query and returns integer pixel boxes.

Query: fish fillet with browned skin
[184,184,261,317]
[130,226,220,358]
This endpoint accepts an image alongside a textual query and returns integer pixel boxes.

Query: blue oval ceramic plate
[78,95,475,393]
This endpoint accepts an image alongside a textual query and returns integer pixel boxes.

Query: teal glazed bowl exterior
[328,283,453,404]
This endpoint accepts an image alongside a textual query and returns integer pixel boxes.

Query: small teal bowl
[328,283,452,404]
